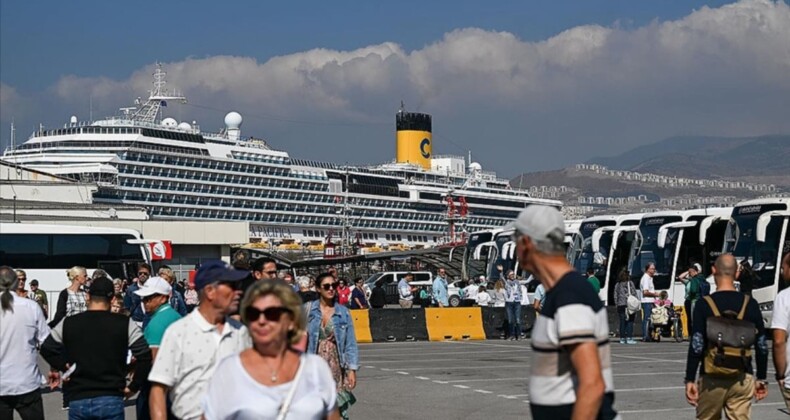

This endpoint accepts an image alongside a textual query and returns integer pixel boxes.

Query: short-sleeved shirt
[529,271,617,419]
[771,288,790,387]
[533,284,546,308]
[143,303,182,347]
[587,275,601,295]
[640,273,655,303]
[148,309,251,420]
[202,353,337,420]
[0,294,50,396]
[398,279,413,301]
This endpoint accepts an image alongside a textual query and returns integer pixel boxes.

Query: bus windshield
[724,205,787,290]
[465,231,494,280]
[630,216,682,290]
[570,220,615,275]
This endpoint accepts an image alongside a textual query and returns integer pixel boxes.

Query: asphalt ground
[28,339,790,419]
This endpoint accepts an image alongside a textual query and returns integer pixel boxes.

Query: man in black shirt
[41,276,152,417]
[369,280,387,309]
[684,253,768,418]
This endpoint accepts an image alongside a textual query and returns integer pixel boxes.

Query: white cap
[133,276,172,297]
[692,263,702,272]
[508,205,565,243]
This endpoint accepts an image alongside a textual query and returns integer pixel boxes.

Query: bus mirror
[756,211,790,242]
[657,228,668,249]
[698,216,722,245]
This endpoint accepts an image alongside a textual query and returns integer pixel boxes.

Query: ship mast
[131,63,186,124]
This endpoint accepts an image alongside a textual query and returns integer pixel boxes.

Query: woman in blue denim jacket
[306,272,360,419]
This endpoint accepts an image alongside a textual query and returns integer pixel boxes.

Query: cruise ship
[3,65,561,251]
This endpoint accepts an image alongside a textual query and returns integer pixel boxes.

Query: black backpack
[703,295,756,377]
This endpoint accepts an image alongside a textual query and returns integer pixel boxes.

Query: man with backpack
[684,254,768,418]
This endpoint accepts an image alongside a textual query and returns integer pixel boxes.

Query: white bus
[0,223,153,315]
[627,208,732,305]
[570,213,643,305]
[463,219,581,291]
[723,198,790,318]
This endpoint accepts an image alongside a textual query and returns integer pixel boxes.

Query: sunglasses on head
[244,306,292,322]
[321,282,340,291]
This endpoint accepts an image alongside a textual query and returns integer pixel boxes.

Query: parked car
[362,271,462,307]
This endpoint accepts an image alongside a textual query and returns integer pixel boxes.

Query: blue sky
[1,0,788,174]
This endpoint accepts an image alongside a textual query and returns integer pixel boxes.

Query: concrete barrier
[480,306,537,339]
[350,309,373,344]
[424,307,486,341]
[368,308,429,342]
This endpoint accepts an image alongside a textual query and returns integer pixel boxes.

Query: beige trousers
[696,374,754,420]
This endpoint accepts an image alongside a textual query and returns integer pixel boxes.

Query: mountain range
[586,135,790,179]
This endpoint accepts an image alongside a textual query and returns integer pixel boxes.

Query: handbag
[626,282,641,316]
[276,354,306,420]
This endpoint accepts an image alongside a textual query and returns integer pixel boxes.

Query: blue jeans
[641,302,654,341]
[505,302,522,338]
[617,305,634,340]
[69,396,124,420]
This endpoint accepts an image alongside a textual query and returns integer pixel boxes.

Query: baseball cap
[508,205,565,243]
[194,260,249,291]
[88,277,114,299]
[692,263,702,272]
[133,276,172,297]
[30,279,39,286]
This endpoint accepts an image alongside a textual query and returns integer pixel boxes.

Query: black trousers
[0,389,44,420]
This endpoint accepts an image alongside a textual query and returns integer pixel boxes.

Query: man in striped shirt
[511,205,619,419]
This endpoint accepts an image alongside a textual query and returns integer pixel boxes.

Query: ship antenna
[130,62,187,124]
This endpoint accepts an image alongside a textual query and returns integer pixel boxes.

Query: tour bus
[463,228,504,281]
[569,213,643,305]
[463,219,581,284]
[627,207,732,305]
[723,198,790,320]
[0,223,154,317]
[655,207,733,303]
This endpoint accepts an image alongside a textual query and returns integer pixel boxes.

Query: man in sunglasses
[133,276,182,420]
[125,262,153,325]
[148,260,251,420]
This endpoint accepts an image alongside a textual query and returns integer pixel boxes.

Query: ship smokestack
[395,104,432,170]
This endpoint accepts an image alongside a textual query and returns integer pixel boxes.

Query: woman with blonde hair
[492,279,506,307]
[49,266,88,328]
[202,280,339,420]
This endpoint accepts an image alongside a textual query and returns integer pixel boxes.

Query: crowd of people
[0,257,360,420]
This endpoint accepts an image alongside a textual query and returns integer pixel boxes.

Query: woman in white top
[492,280,506,307]
[202,280,340,420]
[475,286,491,306]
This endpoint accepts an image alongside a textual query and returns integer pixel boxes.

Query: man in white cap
[134,276,182,420]
[512,205,618,419]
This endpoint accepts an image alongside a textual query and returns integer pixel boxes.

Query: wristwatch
[776,373,785,381]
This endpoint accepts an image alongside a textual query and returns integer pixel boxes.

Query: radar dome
[224,112,243,129]
[468,162,482,171]
[70,116,78,124]
[162,117,177,127]
[178,122,192,131]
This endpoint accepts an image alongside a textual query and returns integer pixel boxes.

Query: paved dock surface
[31,339,789,419]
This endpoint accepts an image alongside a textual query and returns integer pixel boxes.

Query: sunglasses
[244,306,292,322]
[321,282,340,291]
[138,272,150,276]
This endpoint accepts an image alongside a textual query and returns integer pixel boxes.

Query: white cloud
[3,0,789,173]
